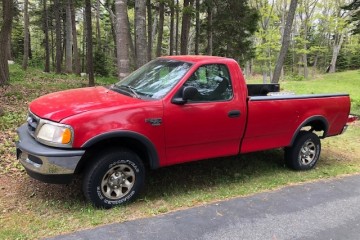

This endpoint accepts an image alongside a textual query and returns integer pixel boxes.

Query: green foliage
[211,0,259,63]
[337,37,360,71]
[94,50,110,77]
[9,63,25,82]
[0,112,25,131]
[287,73,305,81]
[342,0,360,35]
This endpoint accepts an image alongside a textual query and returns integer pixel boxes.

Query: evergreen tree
[211,0,259,63]
[343,0,360,34]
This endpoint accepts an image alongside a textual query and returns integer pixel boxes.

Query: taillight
[347,115,359,124]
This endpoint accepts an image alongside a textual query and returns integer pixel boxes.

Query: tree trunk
[43,0,50,72]
[115,0,130,79]
[262,71,268,84]
[22,0,30,70]
[96,0,101,50]
[245,61,250,79]
[302,23,308,78]
[85,0,95,86]
[151,10,158,50]
[301,15,309,79]
[180,0,194,55]
[54,0,62,74]
[195,0,200,55]
[147,0,152,60]
[206,0,213,55]
[6,34,12,60]
[169,1,175,55]
[82,8,86,72]
[70,0,81,75]
[329,34,344,73]
[127,15,136,68]
[312,53,318,77]
[175,0,179,55]
[65,0,73,73]
[0,0,14,85]
[135,0,147,68]
[272,0,298,83]
[156,2,165,57]
[102,3,117,60]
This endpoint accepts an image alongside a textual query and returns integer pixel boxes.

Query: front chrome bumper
[16,124,85,184]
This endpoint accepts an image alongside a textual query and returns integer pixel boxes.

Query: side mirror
[183,86,199,101]
[172,86,199,105]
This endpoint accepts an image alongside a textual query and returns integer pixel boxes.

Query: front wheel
[82,149,145,208]
[284,131,321,170]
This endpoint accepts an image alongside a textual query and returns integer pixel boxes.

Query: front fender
[82,130,160,169]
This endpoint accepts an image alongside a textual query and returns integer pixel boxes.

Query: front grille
[27,112,39,137]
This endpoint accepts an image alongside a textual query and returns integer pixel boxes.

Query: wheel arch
[289,116,329,146]
[76,131,160,173]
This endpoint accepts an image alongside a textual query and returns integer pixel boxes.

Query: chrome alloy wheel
[101,164,135,200]
[299,140,316,166]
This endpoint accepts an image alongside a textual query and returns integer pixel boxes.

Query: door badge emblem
[145,118,162,126]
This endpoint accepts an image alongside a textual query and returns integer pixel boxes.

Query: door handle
[228,110,241,118]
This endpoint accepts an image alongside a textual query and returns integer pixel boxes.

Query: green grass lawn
[281,70,360,115]
[0,66,359,239]
[246,70,360,115]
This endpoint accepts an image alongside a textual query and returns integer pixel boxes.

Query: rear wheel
[82,149,145,208]
[285,131,321,170]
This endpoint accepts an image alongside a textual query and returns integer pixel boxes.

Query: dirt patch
[0,77,89,216]
[0,174,85,215]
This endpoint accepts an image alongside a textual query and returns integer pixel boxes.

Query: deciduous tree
[272,0,298,83]
[65,0,73,73]
[22,0,30,70]
[85,0,95,86]
[115,0,130,78]
[180,0,194,55]
[54,0,62,74]
[156,1,165,57]
[43,0,50,72]
[135,0,148,67]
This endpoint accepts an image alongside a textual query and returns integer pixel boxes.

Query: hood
[30,86,141,122]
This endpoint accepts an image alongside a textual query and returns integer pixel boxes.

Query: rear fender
[289,116,329,146]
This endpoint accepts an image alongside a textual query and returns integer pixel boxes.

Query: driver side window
[184,64,233,102]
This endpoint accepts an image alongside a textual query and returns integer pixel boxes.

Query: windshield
[114,59,192,99]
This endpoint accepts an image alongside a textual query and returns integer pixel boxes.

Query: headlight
[36,122,73,147]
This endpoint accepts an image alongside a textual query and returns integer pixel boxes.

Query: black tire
[82,149,145,208]
[284,131,321,170]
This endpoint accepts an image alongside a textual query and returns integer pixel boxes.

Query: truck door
[164,64,247,165]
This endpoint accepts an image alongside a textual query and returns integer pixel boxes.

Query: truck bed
[241,93,350,153]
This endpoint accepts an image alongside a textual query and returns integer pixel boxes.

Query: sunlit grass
[246,70,360,115]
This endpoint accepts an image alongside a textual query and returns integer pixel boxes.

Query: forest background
[0,0,360,87]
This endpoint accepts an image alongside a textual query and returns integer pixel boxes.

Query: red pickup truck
[17,55,356,208]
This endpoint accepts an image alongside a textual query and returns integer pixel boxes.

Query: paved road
[48,174,360,240]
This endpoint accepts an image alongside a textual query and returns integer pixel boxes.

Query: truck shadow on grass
[143,150,287,205]
[18,149,287,210]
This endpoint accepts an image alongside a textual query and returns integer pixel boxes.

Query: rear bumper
[341,115,359,135]
[16,124,85,184]
[340,125,348,135]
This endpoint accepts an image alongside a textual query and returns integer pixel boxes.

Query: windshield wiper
[117,85,141,99]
